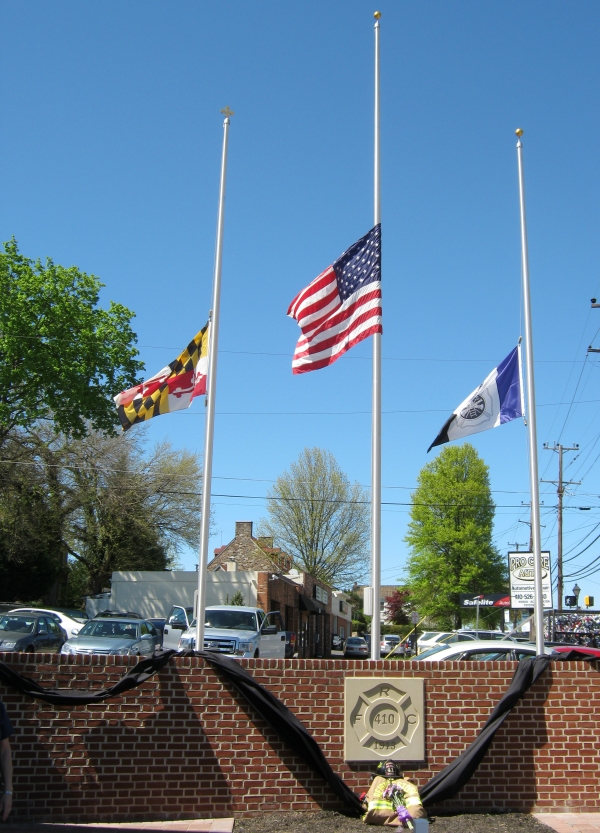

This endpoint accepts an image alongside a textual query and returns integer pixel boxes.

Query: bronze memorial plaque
[344,678,425,762]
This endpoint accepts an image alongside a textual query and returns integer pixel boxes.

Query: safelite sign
[459,593,511,608]
[508,551,552,609]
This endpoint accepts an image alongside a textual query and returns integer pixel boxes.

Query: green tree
[346,586,371,635]
[260,448,370,587]
[0,463,64,602]
[404,444,507,629]
[0,426,203,603]
[60,429,202,596]
[0,239,143,445]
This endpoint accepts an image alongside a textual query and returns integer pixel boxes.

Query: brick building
[208,521,332,658]
[209,521,292,573]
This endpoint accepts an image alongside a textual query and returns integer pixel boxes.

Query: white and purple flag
[427,345,524,453]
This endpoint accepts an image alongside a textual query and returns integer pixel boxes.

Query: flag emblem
[427,345,524,453]
[114,324,209,431]
[287,225,382,373]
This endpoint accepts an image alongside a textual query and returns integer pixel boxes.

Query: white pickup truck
[167,604,286,659]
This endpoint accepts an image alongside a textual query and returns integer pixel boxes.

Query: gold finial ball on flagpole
[374,10,382,18]
[515,128,524,137]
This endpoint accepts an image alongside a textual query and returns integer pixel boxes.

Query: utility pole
[519,503,545,551]
[588,298,600,351]
[542,443,579,611]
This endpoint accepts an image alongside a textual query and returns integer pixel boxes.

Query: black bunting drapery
[0,649,363,814]
[419,654,551,806]
[0,649,597,814]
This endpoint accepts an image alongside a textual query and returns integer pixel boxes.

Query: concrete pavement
[534,814,600,833]
[4,822,234,833]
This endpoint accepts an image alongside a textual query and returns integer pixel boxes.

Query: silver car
[60,617,161,657]
[416,639,554,662]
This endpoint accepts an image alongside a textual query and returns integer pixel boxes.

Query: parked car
[0,612,66,653]
[381,636,415,657]
[60,617,161,657]
[438,632,478,645]
[380,634,402,657]
[344,636,369,659]
[177,606,286,659]
[147,618,166,647]
[551,645,600,658]
[332,634,345,651]
[416,631,455,653]
[456,629,513,641]
[9,607,87,639]
[416,639,554,662]
[284,631,296,659]
[163,605,195,651]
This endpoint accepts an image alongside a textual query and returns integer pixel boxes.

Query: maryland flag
[114,324,209,431]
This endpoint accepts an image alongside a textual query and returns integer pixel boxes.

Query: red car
[552,645,600,658]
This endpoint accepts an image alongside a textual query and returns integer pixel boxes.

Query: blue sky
[2,1,600,608]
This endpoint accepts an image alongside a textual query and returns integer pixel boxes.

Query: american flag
[287,225,381,373]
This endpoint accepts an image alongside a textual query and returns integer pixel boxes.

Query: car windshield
[0,615,35,633]
[417,644,448,659]
[204,611,257,630]
[78,621,140,639]
[347,638,365,646]
[420,632,441,641]
[61,609,88,623]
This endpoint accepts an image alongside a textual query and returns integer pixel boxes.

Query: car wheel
[254,649,259,658]
[26,646,34,653]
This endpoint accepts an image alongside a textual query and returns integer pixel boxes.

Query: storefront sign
[459,593,511,608]
[508,551,552,609]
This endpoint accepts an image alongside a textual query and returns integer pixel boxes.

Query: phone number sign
[508,551,552,609]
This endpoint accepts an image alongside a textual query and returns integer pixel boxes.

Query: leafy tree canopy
[384,588,411,626]
[404,443,507,629]
[260,447,370,588]
[0,239,143,444]
[0,426,203,603]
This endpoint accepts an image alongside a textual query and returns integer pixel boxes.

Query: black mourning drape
[0,648,596,814]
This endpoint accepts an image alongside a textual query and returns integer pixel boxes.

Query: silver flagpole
[515,128,544,655]
[195,107,233,653]
[370,10,382,661]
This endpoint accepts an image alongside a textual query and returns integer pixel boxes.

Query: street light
[573,583,581,610]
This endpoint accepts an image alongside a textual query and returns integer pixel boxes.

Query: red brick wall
[0,654,598,822]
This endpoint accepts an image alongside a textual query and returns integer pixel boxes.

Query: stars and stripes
[287,224,382,373]
[114,323,209,431]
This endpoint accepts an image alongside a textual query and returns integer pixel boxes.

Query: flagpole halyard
[370,10,382,661]
[196,109,233,654]
[515,128,545,656]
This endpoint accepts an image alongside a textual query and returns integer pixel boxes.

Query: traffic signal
[584,595,595,608]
